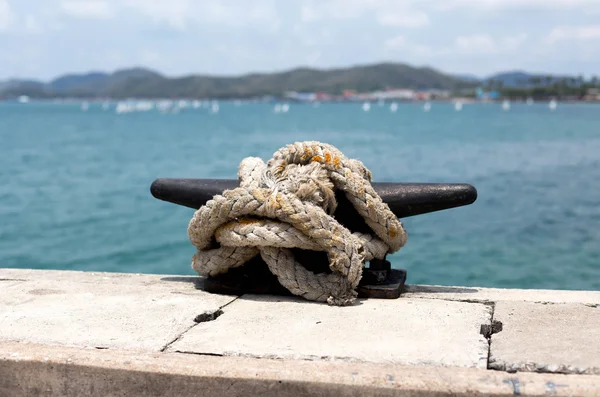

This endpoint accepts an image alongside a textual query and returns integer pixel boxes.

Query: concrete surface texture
[489,301,600,375]
[1,268,600,396]
[170,294,490,367]
[0,268,236,351]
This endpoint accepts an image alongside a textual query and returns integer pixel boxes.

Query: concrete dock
[1,268,599,396]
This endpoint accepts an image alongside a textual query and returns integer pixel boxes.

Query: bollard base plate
[201,255,407,300]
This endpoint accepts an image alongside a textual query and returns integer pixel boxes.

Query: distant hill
[485,71,532,87]
[49,72,110,93]
[484,71,582,88]
[453,74,481,83]
[0,63,474,99]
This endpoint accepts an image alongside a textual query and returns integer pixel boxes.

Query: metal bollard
[151,178,477,299]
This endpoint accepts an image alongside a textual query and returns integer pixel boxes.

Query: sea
[1,100,599,290]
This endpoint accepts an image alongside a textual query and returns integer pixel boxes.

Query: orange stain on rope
[388,223,399,239]
[333,156,341,168]
[301,147,313,162]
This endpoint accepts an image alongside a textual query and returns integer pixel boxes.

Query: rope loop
[188,141,407,306]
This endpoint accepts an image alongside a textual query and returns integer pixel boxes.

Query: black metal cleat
[150,178,477,299]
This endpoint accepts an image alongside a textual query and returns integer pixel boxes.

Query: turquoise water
[1,101,599,290]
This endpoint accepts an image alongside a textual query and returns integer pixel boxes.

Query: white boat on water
[502,100,510,111]
[210,102,219,113]
[549,99,558,111]
[526,97,534,106]
[454,101,463,111]
[281,103,290,113]
[18,95,30,103]
[389,102,398,112]
[362,102,371,112]
[273,104,282,113]
[423,102,431,112]
[81,102,89,111]
[116,101,134,114]
[134,100,154,112]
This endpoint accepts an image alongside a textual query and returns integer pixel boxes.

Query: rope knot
[188,141,407,306]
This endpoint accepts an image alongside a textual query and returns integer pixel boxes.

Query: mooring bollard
[150,178,477,299]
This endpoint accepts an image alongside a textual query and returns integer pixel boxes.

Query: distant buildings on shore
[279,85,600,104]
[283,88,451,103]
[7,86,600,105]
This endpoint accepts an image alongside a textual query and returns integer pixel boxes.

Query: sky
[1,0,599,81]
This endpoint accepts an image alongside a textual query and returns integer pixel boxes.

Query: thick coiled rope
[188,141,408,306]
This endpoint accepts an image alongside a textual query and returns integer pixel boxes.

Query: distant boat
[273,104,282,113]
[362,102,371,112]
[134,100,153,112]
[157,100,173,113]
[549,99,557,111]
[192,100,201,109]
[210,102,220,113]
[389,102,398,112]
[502,100,510,111]
[526,97,534,106]
[81,102,89,111]
[423,102,431,112]
[454,101,463,112]
[18,95,30,103]
[115,101,136,114]
[281,103,290,113]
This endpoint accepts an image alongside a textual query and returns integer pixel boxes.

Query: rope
[188,141,408,306]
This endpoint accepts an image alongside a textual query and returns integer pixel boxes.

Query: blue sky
[1,0,599,80]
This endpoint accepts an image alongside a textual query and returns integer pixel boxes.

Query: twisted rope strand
[188,141,407,306]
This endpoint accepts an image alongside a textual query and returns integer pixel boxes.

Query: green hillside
[0,63,474,99]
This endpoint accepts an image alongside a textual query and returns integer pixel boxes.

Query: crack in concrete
[478,302,504,370]
[194,309,223,323]
[160,296,240,352]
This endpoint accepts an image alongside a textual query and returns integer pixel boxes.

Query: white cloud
[384,35,406,49]
[301,0,429,28]
[454,34,496,53]
[60,1,113,19]
[300,0,600,25]
[454,33,527,54]
[546,25,600,43]
[122,0,280,31]
[301,0,379,22]
[0,0,13,31]
[377,10,429,28]
[502,33,528,50]
[435,0,600,11]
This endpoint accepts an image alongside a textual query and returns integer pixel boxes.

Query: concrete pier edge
[1,268,599,396]
[2,340,600,397]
